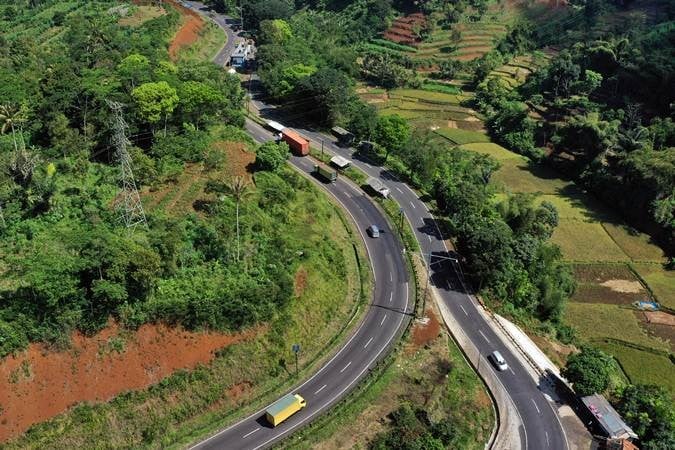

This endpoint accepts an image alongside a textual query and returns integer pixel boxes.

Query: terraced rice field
[415,22,506,62]
[486,52,552,91]
[360,88,484,131]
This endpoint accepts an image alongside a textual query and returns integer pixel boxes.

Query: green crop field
[566,303,670,351]
[597,341,675,394]
[633,263,675,310]
[459,142,521,160]
[389,88,468,104]
[534,193,612,221]
[490,157,571,193]
[551,221,631,262]
[434,128,489,145]
[602,223,667,263]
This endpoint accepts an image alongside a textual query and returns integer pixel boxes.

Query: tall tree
[225,176,252,262]
[0,103,28,151]
[132,81,179,136]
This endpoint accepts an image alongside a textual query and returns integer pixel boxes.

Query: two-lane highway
[191,121,413,450]
[269,124,568,450]
[185,3,569,448]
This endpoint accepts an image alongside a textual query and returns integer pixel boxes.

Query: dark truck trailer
[314,163,337,182]
[282,129,310,156]
[331,126,355,147]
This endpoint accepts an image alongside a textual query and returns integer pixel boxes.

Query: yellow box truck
[265,393,306,426]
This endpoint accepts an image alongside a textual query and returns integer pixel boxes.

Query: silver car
[490,351,508,371]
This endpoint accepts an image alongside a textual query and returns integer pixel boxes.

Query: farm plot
[460,142,522,160]
[383,13,426,46]
[366,88,484,130]
[485,53,551,91]
[434,128,490,145]
[490,156,572,193]
[602,223,667,263]
[570,264,648,305]
[596,341,675,393]
[142,141,254,217]
[550,221,631,262]
[632,263,675,310]
[118,5,167,27]
[565,303,670,352]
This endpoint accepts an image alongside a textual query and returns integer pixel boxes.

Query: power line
[106,100,147,230]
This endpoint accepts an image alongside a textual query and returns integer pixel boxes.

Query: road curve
[258,122,569,450]
[185,4,568,449]
[190,120,413,450]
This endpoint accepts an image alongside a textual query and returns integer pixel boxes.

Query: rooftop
[581,394,637,441]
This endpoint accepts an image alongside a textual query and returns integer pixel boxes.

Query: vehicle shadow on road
[255,415,274,429]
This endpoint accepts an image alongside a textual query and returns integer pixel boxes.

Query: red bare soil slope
[167,0,205,60]
[0,322,259,442]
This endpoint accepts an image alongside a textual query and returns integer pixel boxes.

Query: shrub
[562,346,613,396]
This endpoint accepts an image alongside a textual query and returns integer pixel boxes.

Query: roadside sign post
[398,207,404,234]
[292,343,300,376]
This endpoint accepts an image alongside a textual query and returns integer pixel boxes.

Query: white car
[490,351,508,371]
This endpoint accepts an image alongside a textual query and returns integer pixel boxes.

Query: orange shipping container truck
[281,129,310,156]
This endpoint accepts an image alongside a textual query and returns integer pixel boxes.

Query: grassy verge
[6,161,371,448]
[176,21,227,63]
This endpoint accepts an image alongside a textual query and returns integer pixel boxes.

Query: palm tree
[0,104,28,152]
[225,176,252,262]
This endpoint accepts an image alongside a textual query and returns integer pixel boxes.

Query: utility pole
[321,140,324,160]
[107,100,147,230]
[292,343,301,377]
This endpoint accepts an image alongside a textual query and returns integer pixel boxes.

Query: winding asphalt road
[192,120,413,450]
[184,3,569,449]
[260,122,569,450]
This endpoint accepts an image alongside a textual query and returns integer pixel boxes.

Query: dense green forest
[472,3,675,257]
[0,0,307,359]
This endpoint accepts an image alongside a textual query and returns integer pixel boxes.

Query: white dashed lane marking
[242,428,260,439]
[340,361,352,373]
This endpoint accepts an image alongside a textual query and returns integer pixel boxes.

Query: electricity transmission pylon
[106,100,147,229]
